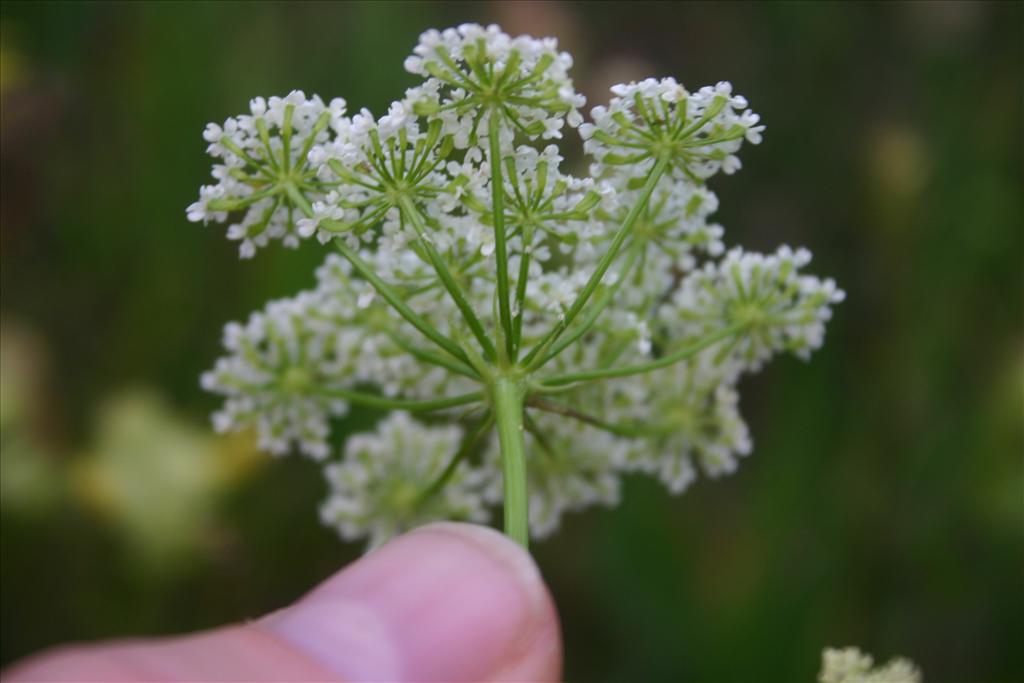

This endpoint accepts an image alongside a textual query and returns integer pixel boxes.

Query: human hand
[3,523,561,682]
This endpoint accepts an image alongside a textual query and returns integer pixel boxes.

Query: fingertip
[264,522,562,681]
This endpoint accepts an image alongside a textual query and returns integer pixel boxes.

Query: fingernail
[263,523,557,682]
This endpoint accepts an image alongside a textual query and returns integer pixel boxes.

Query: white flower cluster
[187,92,347,257]
[581,78,764,183]
[625,366,753,489]
[321,412,489,548]
[200,292,350,460]
[201,251,480,460]
[663,246,846,372]
[404,23,584,143]
[191,23,843,547]
[819,647,922,683]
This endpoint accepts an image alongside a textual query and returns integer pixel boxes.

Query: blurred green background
[1,1,1021,681]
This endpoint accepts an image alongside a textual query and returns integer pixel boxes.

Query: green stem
[284,182,313,216]
[298,111,332,167]
[521,155,670,368]
[488,112,515,360]
[281,104,294,173]
[533,242,644,369]
[318,387,483,412]
[206,186,278,211]
[332,238,471,367]
[511,225,533,359]
[398,196,496,361]
[385,333,480,380]
[529,398,669,438]
[493,374,529,548]
[540,324,741,387]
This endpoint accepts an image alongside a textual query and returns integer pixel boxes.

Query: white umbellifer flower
[200,292,349,460]
[581,77,764,185]
[819,647,922,683]
[202,250,479,463]
[320,412,489,548]
[623,180,725,267]
[621,368,752,491]
[403,23,585,149]
[302,107,453,245]
[191,23,842,549]
[187,91,346,257]
[662,246,846,373]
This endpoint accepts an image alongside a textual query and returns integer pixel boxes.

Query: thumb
[265,522,562,681]
[4,523,562,682]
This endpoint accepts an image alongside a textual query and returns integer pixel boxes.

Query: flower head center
[732,302,768,330]
[280,366,313,394]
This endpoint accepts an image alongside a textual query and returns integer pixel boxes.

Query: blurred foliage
[1,2,1021,681]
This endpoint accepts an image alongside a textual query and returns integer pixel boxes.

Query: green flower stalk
[190,23,843,550]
